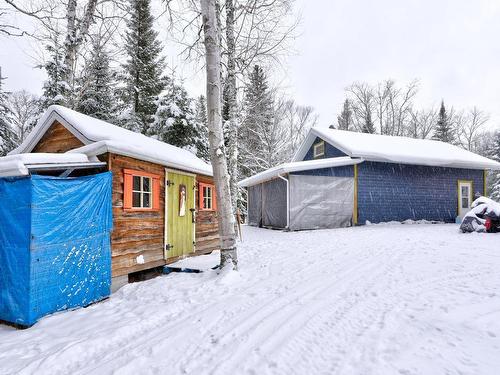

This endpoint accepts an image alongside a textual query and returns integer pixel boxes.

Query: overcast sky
[2,0,500,130]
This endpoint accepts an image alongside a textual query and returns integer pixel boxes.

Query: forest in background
[0,0,499,203]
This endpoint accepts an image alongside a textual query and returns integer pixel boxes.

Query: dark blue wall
[357,161,484,224]
[303,137,347,160]
[298,137,485,225]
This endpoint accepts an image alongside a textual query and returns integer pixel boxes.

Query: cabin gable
[32,121,84,153]
[302,136,347,161]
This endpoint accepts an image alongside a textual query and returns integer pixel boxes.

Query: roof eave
[70,142,214,177]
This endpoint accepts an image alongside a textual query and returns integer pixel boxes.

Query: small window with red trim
[123,169,160,211]
[199,183,216,211]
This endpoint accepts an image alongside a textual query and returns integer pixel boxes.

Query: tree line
[334,79,500,197]
[1,0,305,267]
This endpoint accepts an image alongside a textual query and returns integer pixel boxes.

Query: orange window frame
[199,182,217,211]
[123,169,160,211]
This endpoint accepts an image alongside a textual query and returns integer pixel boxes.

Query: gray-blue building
[238,128,500,231]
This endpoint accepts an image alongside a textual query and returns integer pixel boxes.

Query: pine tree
[239,65,276,177]
[337,99,353,131]
[0,71,16,156]
[193,95,210,162]
[433,100,454,143]
[77,42,114,120]
[41,40,71,109]
[121,0,166,134]
[153,78,198,151]
[362,111,375,133]
[490,131,500,201]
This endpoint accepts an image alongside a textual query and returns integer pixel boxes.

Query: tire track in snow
[181,248,406,374]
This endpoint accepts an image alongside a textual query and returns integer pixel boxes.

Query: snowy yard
[1,224,499,375]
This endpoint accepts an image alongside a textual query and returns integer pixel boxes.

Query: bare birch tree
[456,107,489,151]
[346,82,376,133]
[407,108,437,139]
[200,0,237,269]
[164,0,298,210]
[225,0,239,212]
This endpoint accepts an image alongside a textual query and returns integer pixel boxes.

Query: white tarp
[289,175,354,231]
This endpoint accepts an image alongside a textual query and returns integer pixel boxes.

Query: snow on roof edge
[69,140,213,176]
[238,157,363,187]
[0,153,95,177]
[294,127,500,170]
[10,105,213,176]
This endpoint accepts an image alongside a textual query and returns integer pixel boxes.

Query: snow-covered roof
[10,105,213,176]
[293,127,500,170]
[238,157,363,187]
[0,153,103,177]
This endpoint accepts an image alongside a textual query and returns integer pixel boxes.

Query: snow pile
[1,225,499,374]
[461,197,500,232]
[10,105,213,176]
[471,196,500,217]
[366,219,444,226]
[295,127,500,170]
[0,153,91,177]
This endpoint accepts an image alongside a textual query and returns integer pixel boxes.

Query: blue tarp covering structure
[0,172,112,326]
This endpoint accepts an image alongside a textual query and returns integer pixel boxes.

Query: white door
[458,181,473,218]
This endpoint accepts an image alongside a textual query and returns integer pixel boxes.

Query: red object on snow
[485,217,492,232]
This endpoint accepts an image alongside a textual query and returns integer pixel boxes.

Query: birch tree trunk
[225,0,239,213]
[200,0,238,269]
[63,0,98,108]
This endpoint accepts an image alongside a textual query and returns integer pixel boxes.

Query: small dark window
[313,141,325,158]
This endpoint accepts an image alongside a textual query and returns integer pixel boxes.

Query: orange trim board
[123,169,161,211]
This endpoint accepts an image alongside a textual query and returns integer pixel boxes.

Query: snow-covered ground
[1,224,500,375]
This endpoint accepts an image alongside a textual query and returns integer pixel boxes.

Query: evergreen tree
[362,111,375,133]
[41,40,70,109]
[0,72,16,156]
[121,0,166,134]
[239,65,276,176]
[78,42,114,120]
[193,95,210,162]
[337,99,353,131]
[490,131,500,201]
[433,100,454,143]
[153,78,197,150]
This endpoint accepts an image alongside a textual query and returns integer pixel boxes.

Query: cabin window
[313,141,325,158]
[132,175,152,208]
[123,169,160,211]
[199,183,217,211]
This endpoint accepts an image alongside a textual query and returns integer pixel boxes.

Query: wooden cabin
[9,105,219,290]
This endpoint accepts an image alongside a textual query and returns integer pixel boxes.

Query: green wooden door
[165,170,196,259]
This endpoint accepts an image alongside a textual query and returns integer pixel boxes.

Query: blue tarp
[0,172,112,326]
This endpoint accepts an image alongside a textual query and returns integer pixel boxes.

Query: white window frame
[457,180,473,217]
[313,141,325,158]
[132,175,153,209]
[203,185,213,210]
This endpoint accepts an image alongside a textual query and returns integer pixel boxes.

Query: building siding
[291,165,354,178]
[357,161,484,224]
[303,136,347,160]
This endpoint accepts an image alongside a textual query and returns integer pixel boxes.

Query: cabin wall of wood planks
[30,119,220,279]
[106,154,220,277]
[32,121,84,153]
[195,175,220,254]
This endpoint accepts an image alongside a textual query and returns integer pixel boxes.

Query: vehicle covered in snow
[460,197,500,233]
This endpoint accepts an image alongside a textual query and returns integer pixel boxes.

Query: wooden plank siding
[30,120,220,279]
[195,175,220,253]
[108,154,166,276]
[32,121,84,153]
[108,154,220,277]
